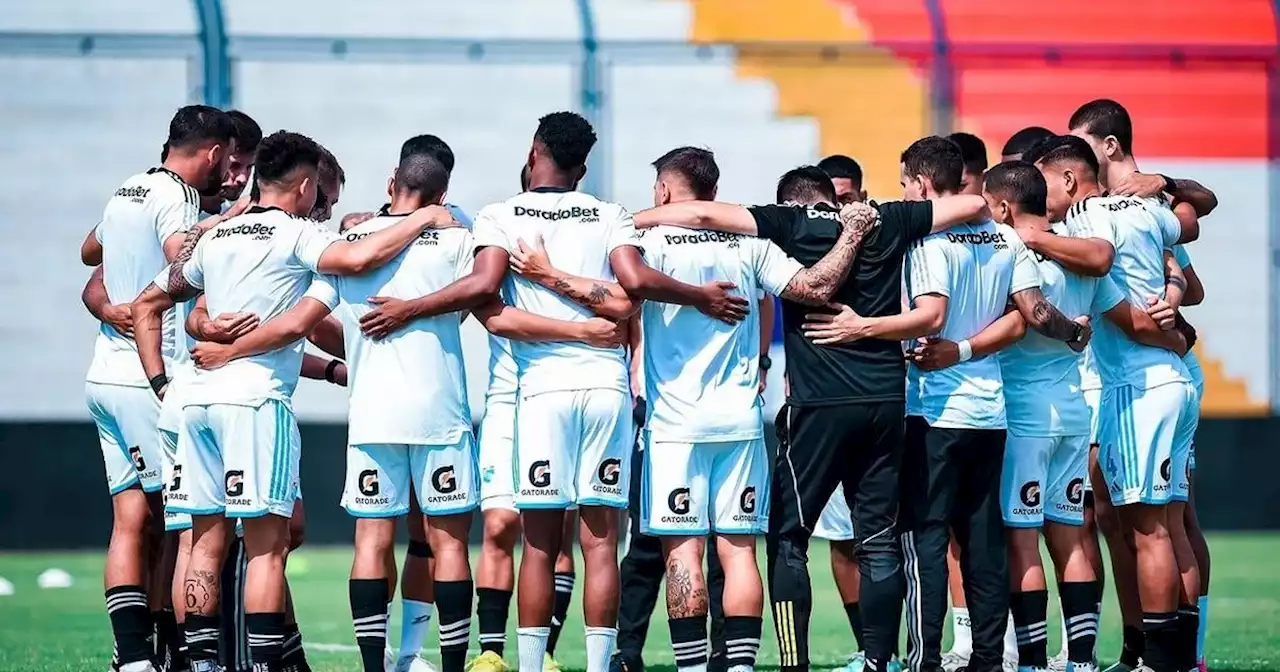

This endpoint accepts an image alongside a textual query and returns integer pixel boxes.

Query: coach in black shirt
[634,167,986,672]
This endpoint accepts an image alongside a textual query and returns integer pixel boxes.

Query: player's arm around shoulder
[191,276,337,371]
[633,201,759,235]
[313,204,457,276]
[471,299,625,348]
[509,231,637,319]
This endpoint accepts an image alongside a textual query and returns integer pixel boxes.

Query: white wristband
[957,339,974,363]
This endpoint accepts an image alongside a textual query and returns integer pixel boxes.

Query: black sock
[154,608,178,667]
[723,616,762,671]
[547,571,575,656]
[844,602,865,652]
[669,615,709,670]
[350,578,390,672]
[246,612,287,669]
[1177,605,1200,671]
[106,586,153,666]
[436,580,474,672]
[1010,589,1049,668]
[1120,625,1145,667]
[282,621,310,671]
[1141,612,1179,672]
[477,587,513,656]
[185,613,221,664]
[1058,581,1101,663]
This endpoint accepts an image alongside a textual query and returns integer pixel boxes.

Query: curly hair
[254,130,324,188]
[534,111,597,171]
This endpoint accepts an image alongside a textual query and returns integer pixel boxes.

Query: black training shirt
[748,201,934,406]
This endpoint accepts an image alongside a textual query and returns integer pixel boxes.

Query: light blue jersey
[1064,196,1190,391]
[905,220,1042,429]
[1172,244,1205,399]
[1000,224,1125,437]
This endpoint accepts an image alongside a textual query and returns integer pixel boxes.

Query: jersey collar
[530,186,573,193]
[246,205,286,215]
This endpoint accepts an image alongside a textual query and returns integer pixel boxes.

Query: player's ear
[575,164,588,186]
[858,189,868,203]
[1063,168,1077,194]
[438,189,448,207]
[386,175,395,198]
[1103,135,1122,159]
[709,184,718,201]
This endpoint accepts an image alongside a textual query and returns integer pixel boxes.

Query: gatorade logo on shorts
[129,446,146,471]
[1013,481,1040,516]
[1159,458,1172,482]
[1066,478,1084,505]
[596,458,621,486]
[528,460,552,488]
[358,469,380,496]
[225,470,244,498]
[169,465,182,492]
[432,466,457,494]
[739,487,757,514]
[667,487,691,515]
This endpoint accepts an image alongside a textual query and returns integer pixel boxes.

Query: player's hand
[802,303,869,345]
[203,312,259,344]
[577,317,627,349]
[837,202,880,238]
[360,296,417,340]
[1068,315,1092,352]
[1146,296,1177,331]
[906,337,960,371]
[758,373,768,395]
[224,190,254,219]
[410,204,461,230]
[694,282,750,324]
[1109,172,1166,199]
[1013,225,1045,248]
[510,234,555,283]
[340,211,375,233]
[102,303,135,338]
[191,342,237,370]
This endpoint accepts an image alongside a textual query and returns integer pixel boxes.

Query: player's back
[637,226,797,441]
[906,220,1036,428]
[1001,225,1121,436]
[326,213,474,445]
[1068,196,1189,389]
[183,206,330,406]
[87,168,199,386]
[473,188,632,396]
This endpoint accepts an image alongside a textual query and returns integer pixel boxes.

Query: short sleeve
[1067,202,1117,245]
[1008,234,1042,295]
[152,264,172,293]
[293,223,341,273]
[93,223,104,244]
[1091,275,1125,316]
[1154,207,1182,248]
[471,208,510,253]
[881,200,935,244]
[1172,244,1192,269]
[755,240,804,297]
[303,274,339,310]
[180,245,205,291]
[606,205,641,252]
[446,204,473,230]
[747,205,798,250]
[454,230,477,280]
[154,188,200,242]
[634,227,665,266]
[906,237,950,299]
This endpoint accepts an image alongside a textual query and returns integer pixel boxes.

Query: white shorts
[641,437,769,536]
[1001,434,1088,528]
[812,483,855,542]
[86,382,163,495]
[159,428,191,532]
[1083,388,1101,494]
[478,397,517,512]
[1097,383,1197,507]
[342,434,478,518]
[515,389,632,509]
[172,400,301,519]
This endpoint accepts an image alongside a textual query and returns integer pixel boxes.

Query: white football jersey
[1064,197,1190,390]
[313,209,474,445]
[179,206,340,406]
[904,220,1042,429]
[86,168,200,387]
[636,225,802,442]
[1000,224,1125,437]
[471,187,637,396]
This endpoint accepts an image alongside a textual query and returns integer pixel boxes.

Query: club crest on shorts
[432,465,457,494]
[224,470,244,498]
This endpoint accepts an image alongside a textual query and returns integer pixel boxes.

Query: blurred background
[1,0,1278,547]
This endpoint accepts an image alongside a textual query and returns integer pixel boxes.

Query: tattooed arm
[166,222,213,299]
[776,203,878,306]
[1009,287,1090,351]
[509,233,637,319]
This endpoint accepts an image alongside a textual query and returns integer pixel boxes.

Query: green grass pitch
[2,534,1278,671]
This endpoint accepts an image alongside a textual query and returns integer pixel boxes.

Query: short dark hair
[652,147,719,200]
[900,136,964,194]
[534,112,597,171]
[1001,126,1054,158]
[947,132,988,175]
[227,110,262,156]
[254,130,324,190]
[776,166,837,205]
[165,105,236,151]
[318,145,345,186]
[394,153,450,204]
[400,134,455,173]
[983,161,1047,217]
[817,154,863,184]
[1068,99,1133,154]
[1035,135,1100,179]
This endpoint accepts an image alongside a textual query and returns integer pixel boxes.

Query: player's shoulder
[115,168,198,208]
[212,205,311,239]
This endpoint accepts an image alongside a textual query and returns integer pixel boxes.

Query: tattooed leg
[186,515,231,617]
[663,536,710,619]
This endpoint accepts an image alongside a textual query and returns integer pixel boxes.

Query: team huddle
[80,99,1214,672]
